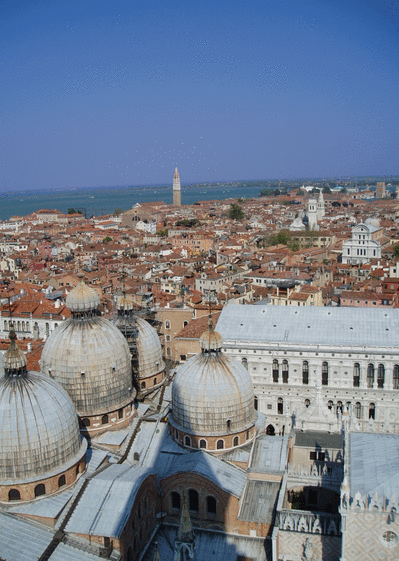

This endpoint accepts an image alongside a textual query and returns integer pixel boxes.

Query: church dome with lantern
[170,320,256,451]
[0,331,86,503]
[40,276,135,435]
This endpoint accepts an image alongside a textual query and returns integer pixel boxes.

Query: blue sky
[1,0,398,191]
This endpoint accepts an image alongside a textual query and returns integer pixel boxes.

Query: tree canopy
[229,203,244,220]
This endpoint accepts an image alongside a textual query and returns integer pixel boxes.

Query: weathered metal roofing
[238,480,280,523]
[40,315,134,416]
[142,526,269,561]
[216,305,399,348]
[171,351,256,436]
[250,435,289,474]
[157,451,248,498]
[0,371,86,484]
[349,433,399,498]
[6,486,75,518]
[0,513,53,561]
[295,431,343,450]
[65,464,154,538]
[48,542,105,561]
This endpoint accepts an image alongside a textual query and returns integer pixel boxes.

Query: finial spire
[4,328,27,378]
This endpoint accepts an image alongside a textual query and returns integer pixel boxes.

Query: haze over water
[0,183,263,221]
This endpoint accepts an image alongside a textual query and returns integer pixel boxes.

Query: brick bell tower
[173,167,182,206]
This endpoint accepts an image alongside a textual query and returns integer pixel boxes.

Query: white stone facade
[216,305,399,437]
[342,222,382,264]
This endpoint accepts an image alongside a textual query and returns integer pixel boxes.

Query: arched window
[254,396,258,410]
[377,364,385,388]
[188,489,199,512]
[394,365,399,390]
[17,321,21,331]
[206,496,217,515]
[127,546,133,561]
[101,414,109,425]
[26,321,30,331]
[34,484,46,497]
[305,399,310,408]
[367,364,374,388]
[336,401,343,414]
[165,320,171,329]
[369,403,376,420]
[233,436,239,447]
[4,320,7,330]
[302,361,309,385]
[166,347,171,356]
[118,408,123,419]
[242,358,248,370]
[199,439,207,449]
[134,452,140,461]
[82,418,90,427]
[153,378,157,385]
[322,362,328,386]
[355,402,362,419]
[76,465,80,476]
[8,489,20,501]
[22,321,25,331]
[58,474,66,488]
[282,360,289,383]
[278,397,284,415]
[171,491,181,510]
[272,360,279,383]
[353,363,360,387]
[226,419,231,431]
[216,439,224,449]
[266,424,275,435]
[141,381,146,389]
[327,400,333,410]
[45,323,50,335]
[183,321,188,327]
[184,435,191,447]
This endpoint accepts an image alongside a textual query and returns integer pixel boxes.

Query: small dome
[116,293,134,312]
[135,318,164,380]
[3,331,26,374]
[171,351,256,437]
[0,371,86,484]
[364,217,380,229]
[66,278,100,312]
[40,316,134,416]
[199,328,223,352]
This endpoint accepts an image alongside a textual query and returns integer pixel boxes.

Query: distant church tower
[317,189,325,220]
[173,167,182,206]
[307,197,319,230]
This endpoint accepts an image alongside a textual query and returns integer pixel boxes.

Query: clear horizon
[1,0,398,193]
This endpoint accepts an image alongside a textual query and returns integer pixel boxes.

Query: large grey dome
[135,317,164,379]
[171,347,256,437]
[40,316,134,416]
[0,371,86,484]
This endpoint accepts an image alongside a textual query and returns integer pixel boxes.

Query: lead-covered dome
[0,332,86,498]
[41,317,134,416]
[171,327,256,438]
[66,274,100,313]
[135,317,164,380]
[0,371,86,485]
[40,279,135,421]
